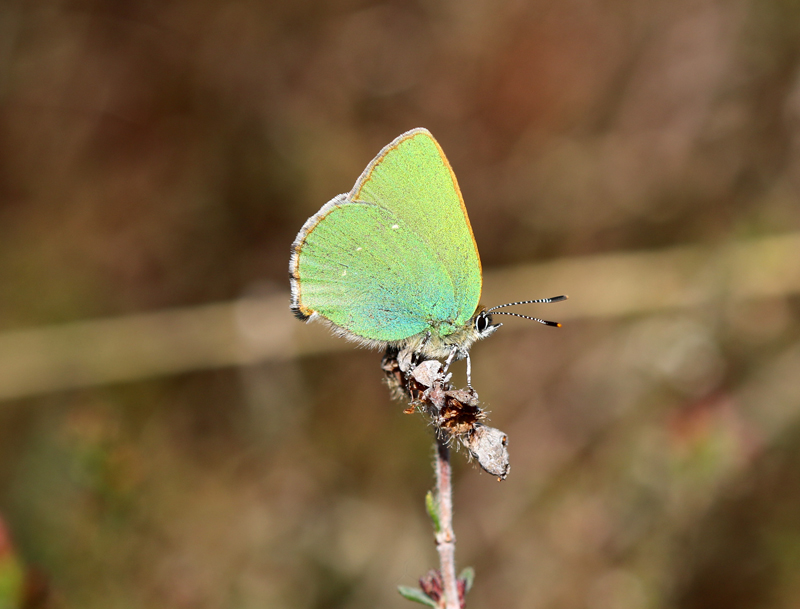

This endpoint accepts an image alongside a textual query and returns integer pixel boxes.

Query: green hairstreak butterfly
[290,128,565,379]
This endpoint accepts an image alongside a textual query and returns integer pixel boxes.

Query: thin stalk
[434,437,460,609]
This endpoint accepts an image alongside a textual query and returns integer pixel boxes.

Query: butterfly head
[473,309,502,340]
[445,294,569,356]
[467,294,568,347]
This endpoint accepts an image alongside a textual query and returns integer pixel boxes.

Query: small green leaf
[458,566,475,593]
[425,491,441,533]
[397,586,438,607]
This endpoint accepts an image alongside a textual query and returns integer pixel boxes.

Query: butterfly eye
[475,312,492,334]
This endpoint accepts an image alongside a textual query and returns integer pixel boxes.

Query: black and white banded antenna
[487,295,568,328]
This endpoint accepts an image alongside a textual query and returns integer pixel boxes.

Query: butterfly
[290,128,565,383]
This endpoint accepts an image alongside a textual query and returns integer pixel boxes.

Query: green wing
[351,129,482,327]
[290,129,482,343]
[292,197,458,341]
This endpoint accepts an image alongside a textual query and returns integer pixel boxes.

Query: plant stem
[435,437,461,609]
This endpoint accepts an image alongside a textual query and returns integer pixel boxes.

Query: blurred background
[1,0,800,607]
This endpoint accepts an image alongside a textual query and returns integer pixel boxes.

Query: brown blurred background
[1,0,800,607]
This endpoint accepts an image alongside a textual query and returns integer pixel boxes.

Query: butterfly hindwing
[292,196,458,342]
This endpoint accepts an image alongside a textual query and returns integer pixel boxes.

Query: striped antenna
[490,311,562,327]
[486,295,567,328]
[487,295,567,312]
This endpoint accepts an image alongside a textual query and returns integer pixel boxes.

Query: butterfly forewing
[351,129,482,328]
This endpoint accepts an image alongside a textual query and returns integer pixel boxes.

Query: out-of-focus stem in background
[0,233,798,402]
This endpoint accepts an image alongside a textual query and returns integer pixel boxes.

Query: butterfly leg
[438,345,459,385]
[407,331,432,376]
[442,345,458,372]
[465,351,473,389]
[418,331,432,352]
